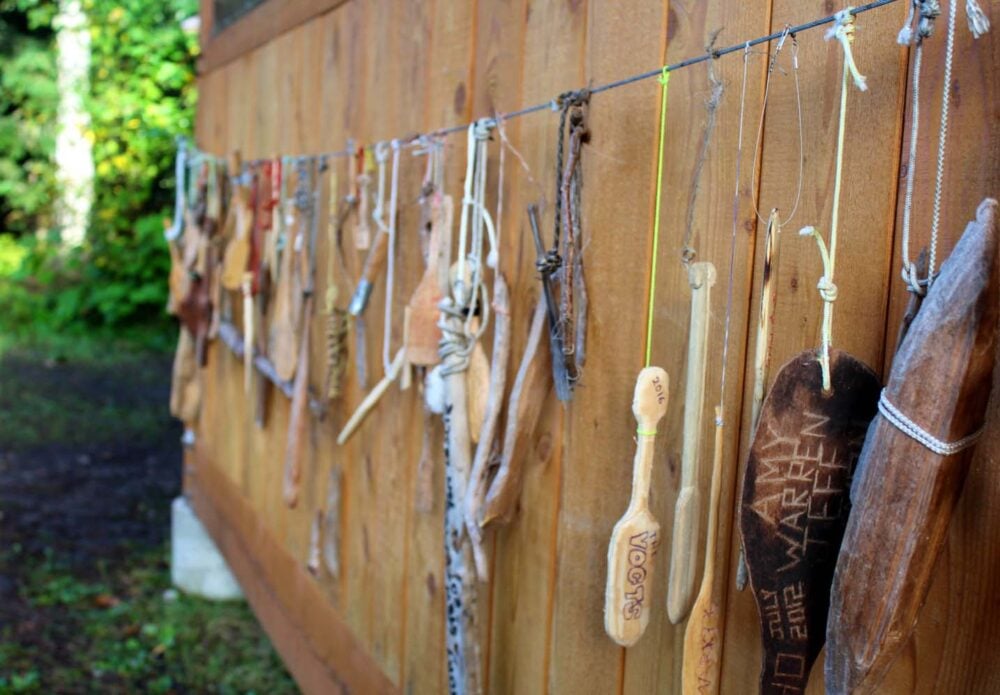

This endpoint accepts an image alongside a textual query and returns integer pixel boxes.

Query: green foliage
[0,3,59,237]
[0,547,298,694]
[0,0,198,339]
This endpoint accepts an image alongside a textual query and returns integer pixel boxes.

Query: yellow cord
[645,67,671,368]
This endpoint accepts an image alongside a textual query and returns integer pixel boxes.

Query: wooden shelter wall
[190,0,1000,692]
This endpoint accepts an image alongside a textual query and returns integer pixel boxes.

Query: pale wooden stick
[323,466,342,578]
[481,299,550,526]
[737,209,781,591]
[336,347,406,445]
[242,272,254,395]
[667,261,716,624]
[682,407,725,694]
[466,324,490,444]
[464,273,511,581]
[604,367,669,647]
[283,292,313,508]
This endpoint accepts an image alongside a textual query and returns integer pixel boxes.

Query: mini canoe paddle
[604,366,669,647]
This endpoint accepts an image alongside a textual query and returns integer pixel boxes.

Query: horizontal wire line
[203,0,898,165]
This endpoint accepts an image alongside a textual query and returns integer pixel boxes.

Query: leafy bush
[0,0,198,340]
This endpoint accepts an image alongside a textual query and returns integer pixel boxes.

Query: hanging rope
[644,68,671,368]
[798,8,867,392]
[898,0,940,295]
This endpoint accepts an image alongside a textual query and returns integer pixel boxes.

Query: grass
[0,545,297,694]
[0,331,299,694]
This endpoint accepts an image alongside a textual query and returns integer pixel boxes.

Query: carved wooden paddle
[667,261,715,624]
[681,408,725,694]
[604,366,669,647]
[740,349,880,694]
[826,199,999,695]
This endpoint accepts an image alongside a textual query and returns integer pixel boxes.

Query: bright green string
[644,67,671,368]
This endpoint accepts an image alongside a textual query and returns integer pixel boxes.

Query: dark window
[213,0,268,33]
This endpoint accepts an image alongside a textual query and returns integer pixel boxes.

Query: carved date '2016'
[622,530,658,620]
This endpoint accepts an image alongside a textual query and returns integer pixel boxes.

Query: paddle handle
[625,368,669,510]
[682,409,725,695]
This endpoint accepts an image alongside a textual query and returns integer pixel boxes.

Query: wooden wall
[189,0,1000,692]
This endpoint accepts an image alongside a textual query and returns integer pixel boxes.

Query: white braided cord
[878,389,983,455]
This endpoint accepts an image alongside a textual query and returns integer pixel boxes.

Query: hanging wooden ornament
[604,366,669,647]
[826,199,998,695]
[322,156,356,401]
[666,261,715,625]
[251,159,280,427]
[463,272,511,581]
[666,54,724,626]
[740,14,881,693]
[406,139,452,367]
[604,68,671,649]
[735,26,805,594]
[220,152,252,291]
[348,143,391,317]
[270,159,312,383]
[337,141,410,445]
[283,157,320,508]
[480,297,552,526]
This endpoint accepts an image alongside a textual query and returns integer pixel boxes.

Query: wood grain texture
[189,1,1000,693]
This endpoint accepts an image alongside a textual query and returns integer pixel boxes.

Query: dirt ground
[0,347,296,694]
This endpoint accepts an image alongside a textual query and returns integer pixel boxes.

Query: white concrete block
[171,496,244,600]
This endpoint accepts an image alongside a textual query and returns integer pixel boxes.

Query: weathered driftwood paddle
[739,349,879,694]
[604,367,669,647]
[681,408,725,694]
[464,272,511,580]
[667,261,716,625]
[826,199,999,695]
[481,298,551,526]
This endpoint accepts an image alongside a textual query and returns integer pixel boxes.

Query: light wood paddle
[681,407,724,693]
[604,366,669,647]
[667,261,715,625]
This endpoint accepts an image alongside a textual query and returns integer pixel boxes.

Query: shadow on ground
[0,347,297,694]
